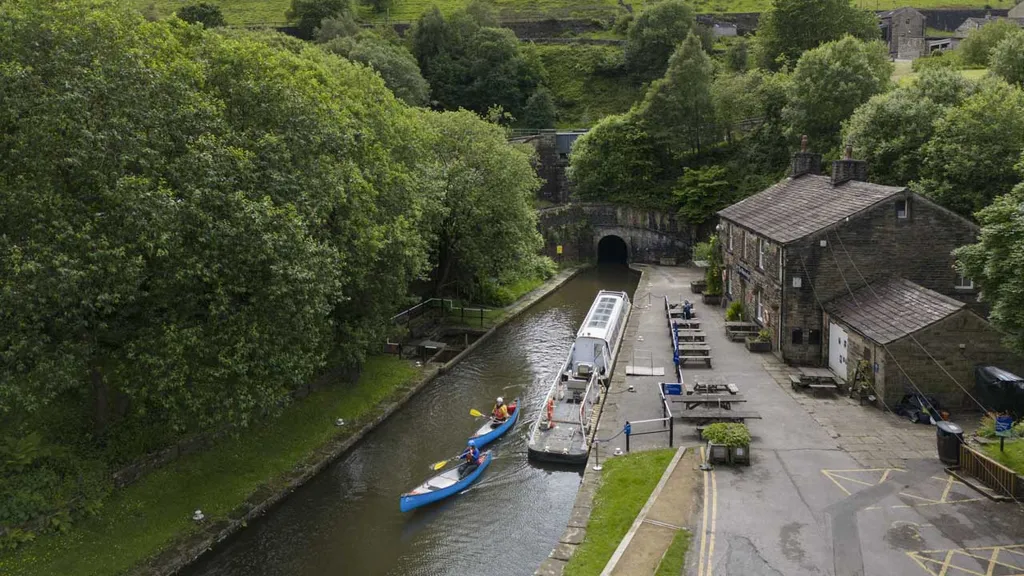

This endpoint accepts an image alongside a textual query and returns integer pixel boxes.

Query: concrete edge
[535,264,653,576]
[599,446,687,576]
[135,264,591,576]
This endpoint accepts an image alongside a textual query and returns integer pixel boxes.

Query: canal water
[183,265,640,576]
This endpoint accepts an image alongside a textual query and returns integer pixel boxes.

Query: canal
[183,265,640,576]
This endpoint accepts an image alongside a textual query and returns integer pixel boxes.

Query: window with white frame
[955,273,974,290]
[758,238,766,270]
[895,199,909,219]
[778,247,783,279]
[742,231,747,260]
[756,290,764,322]
[728,225,733,252]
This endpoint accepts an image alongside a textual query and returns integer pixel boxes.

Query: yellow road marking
[908,544,1024,576]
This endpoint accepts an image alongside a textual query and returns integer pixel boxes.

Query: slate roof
[824,278,965,345]
[716,174,905,244]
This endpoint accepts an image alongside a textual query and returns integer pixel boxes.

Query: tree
[323,32,431,106]
[672,165,733,225]
[954,179,1024,354]
[637,32,717,155]
[914,77,1024,218]
[909,66,976,107]
[725,38,749,72]
[414,110,544,297]
[521,85,557,128]
[567,113,667,205]
[991,30,1024,88]
[623,0,696,79]
[783,35,892,151]
[315,14,360,41]
[176,2,226,27]
[841,89,942,186]
[712,72,759,142]
[958,18,1022,67]
[286,0,353,39]
[752,0,879,71]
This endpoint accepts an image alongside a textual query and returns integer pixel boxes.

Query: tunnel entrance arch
[597,235,629,264]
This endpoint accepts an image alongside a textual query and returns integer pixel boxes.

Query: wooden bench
[789,375,804,389]
[678,355,713,368]
[676,409,762,425]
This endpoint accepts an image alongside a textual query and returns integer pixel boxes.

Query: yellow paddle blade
[469,409,485,418]
[431,460,449,470]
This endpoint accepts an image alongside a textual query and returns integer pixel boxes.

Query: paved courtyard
[594,265,1024,576]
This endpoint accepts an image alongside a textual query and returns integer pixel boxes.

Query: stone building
[716,141,981,369]
[954,14,1024,38]
[823,278,1024,408]
[879,7,926,58]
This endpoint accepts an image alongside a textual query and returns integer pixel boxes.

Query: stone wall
[536,203,693,264]
[526,131,571,204]
[780,191,978,365]
[722,223,785,353]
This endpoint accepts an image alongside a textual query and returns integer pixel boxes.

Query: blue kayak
[400,451,492,512]
[468,399,519,448]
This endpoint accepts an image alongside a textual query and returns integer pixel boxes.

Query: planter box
[707,442,730,464]
[745,338,771,353]
[729,444,751,466]
[702,293,722,306]
[690,280,706,294]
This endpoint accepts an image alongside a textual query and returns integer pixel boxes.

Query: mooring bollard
[624,421,632,453]
[593,440,602,472]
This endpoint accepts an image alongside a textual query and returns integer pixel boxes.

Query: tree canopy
[958,18,1022,68]
[783,35,892,151]
[990,30,1024,88]
[752,0,880,71]
[176,2,225,27]
[322,32,431,106]
[623,0,696,79]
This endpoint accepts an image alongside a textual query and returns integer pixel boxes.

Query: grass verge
[3,356,420,576]
[982,440,1024,476]
[654,529,692,576]
[563,448,676,576]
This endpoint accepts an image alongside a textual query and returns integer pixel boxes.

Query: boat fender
[546,397,555,430]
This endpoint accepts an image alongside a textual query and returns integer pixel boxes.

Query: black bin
[936,421,964,466]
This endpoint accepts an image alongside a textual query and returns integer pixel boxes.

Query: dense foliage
[623,0,696,79]
[287,0,354,38]
[0,0,548,545]
[990,30,1024,88]
[175,2,225,27]
[752,0,879,70]
[321,31,431,106]
[958,18,1021,68]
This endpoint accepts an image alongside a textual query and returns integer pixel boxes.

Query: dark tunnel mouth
[597,235,628,264]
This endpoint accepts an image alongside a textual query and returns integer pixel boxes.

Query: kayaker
[492,397,509,423]
[458,440,481,479]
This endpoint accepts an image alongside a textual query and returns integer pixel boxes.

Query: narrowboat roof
[578,291,628,341]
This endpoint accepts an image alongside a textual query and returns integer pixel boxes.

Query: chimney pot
[790,136,821,178]
[832,146,868,186]
[844,144,853,160]
[801,134,808,153]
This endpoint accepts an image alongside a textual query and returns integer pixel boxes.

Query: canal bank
[129,265,591,576]
[174,264,640,576]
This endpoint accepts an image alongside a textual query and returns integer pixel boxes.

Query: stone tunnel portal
[597,235,629,264]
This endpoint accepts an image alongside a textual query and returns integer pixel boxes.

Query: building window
[756,291,764,323]
[726,270,732,297]
[778,247,783,279]
[895,199,909,219]
[955,274,974,290]
[808,329,822,345]
[758,238,766,270]
[742,231,747,260]
[727,225,733,252]
[792,329,803,345]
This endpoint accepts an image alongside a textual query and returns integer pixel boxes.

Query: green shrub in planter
[725,301,744,321]
[702,423,751,447]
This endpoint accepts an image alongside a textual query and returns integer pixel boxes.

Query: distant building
[712,22,738,38]
[954,14,1024,38]
[879,7,926,58]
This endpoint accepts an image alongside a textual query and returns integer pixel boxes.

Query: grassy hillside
[135,0,1008,26]
[526,43,644,128]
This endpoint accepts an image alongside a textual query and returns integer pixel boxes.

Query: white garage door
[828,321,848,379]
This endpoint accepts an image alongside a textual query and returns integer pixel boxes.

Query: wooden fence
[958,443,1022,500]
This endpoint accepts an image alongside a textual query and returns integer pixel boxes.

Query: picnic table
[667,308,698,320]
[724,321,760,342]
[673,319,701,331]
[676,329,706,343]
[680,394,746,410]
[677,343,712,368]
[675,409,763,426]
[790,367,844,392]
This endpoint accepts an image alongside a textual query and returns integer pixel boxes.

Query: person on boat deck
[492,396,510,422]
[458,440,481,478]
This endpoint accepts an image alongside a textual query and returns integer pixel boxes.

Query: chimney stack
[790,135,822,178]
[831,144,869,186]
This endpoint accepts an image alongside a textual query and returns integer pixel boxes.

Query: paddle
[430,454,463,471]
[470,408,488,418]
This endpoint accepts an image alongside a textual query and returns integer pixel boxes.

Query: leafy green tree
[712,72,759,142]
[415,110,544,296]
[637,32,717,154]
[623,0,696,78]
[991,30,1024,88]
[958,18,1021,67]
[954,178,1024,354]
[752,0,879,71]
[672,165,733,225]
[521,85,557,128]
[783,35,892,150]
[841,89,941,185]
[693,24,715,53]
[725,38,749,72]
[287,0,353,39]
[568,113,667,205]
[176,2,226,27]
[915,77,1024,218]
[909,66,976,107]
[315,14,360,41]
[323,32,430,106]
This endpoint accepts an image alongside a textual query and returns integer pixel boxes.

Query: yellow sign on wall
[556,245,563,254]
